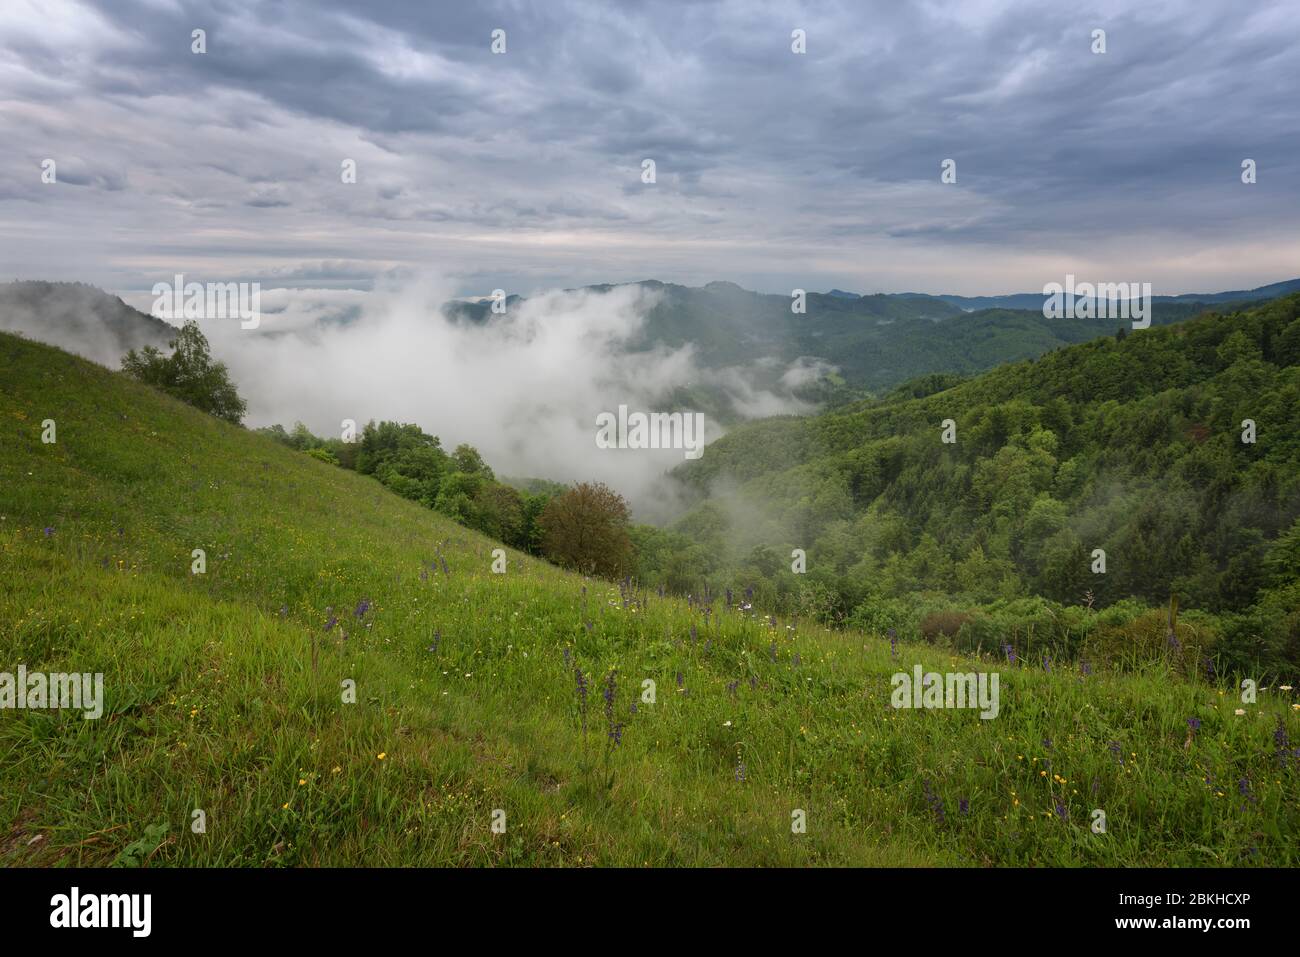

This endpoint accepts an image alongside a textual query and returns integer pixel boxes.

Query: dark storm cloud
[1,0,1297,296]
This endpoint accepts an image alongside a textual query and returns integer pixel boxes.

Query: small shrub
[919,609,972,640]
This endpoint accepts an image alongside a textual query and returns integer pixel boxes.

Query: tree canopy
[122,321,247,424]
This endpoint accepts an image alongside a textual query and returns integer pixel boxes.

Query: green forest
[632,295,1300,676]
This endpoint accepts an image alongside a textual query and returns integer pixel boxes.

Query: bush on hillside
[122,321,247,424]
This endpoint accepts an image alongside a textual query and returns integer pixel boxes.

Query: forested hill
[447,279,1233,394]
[649,295,1300,672]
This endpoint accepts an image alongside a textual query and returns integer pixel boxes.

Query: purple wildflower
[603,669,617,720]
[922,779,946,824]
[43,526,54,537]
[1238,777,1257,804]
[324,615,337,632]
[574,668,589,734]
[354,598,371,619]
[603,670,622,747]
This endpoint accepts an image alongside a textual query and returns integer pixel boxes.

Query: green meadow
[1,330,1297,867]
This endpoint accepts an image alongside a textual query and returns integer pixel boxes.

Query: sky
[2,0,1299,302]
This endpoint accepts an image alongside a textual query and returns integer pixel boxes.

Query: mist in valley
[151,276,820,522]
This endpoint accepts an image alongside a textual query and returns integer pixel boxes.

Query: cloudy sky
[2,0,1299,300]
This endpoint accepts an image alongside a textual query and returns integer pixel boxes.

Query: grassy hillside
[2,331,1298,866]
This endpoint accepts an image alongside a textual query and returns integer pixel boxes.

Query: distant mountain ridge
[887,277,1300,312]
[4,275,1298,401]
[445,276,1296,393]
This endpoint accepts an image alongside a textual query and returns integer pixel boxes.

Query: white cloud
[188,277,810,518]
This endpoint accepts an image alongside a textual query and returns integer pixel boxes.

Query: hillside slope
[1,332,1297,866]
